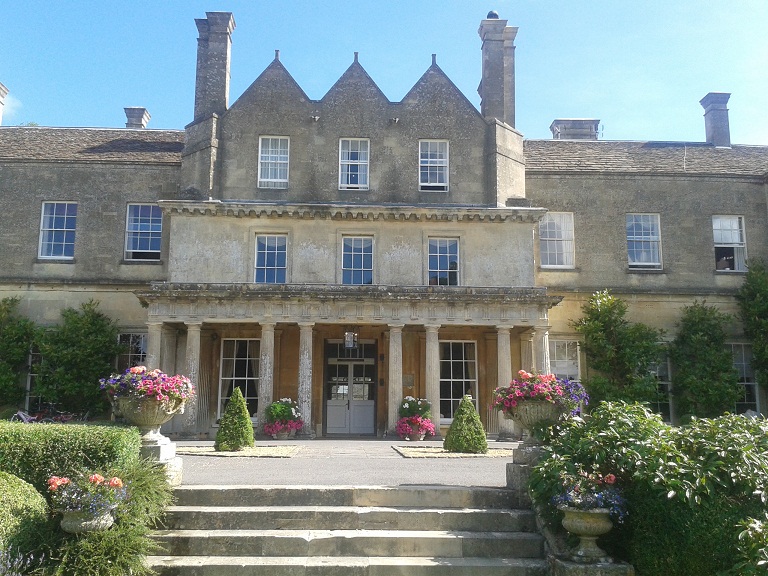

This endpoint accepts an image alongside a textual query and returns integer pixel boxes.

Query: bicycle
[10,410,54,423]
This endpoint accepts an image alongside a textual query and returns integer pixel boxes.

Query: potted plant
[491,371,587,443]
[263,398,303,439]
[47,473,127,533]
[99,366,195,444]
[396,396,435,440]
[551,468,627,563]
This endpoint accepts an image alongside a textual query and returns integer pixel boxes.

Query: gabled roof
[321,56,390,104]
[229,54,312,111]
[0,127,184,164]
[402,58,482,119]
[524,139,768,178]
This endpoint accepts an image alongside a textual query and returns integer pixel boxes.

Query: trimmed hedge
[0,471,50,555]
[0,422,140,493]
[215,387,254,451]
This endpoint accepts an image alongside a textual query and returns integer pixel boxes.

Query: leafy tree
[443,395,487,454]
[668,301,741,418]
[34,300,123,413]
[0,297,36,406]
[571,290,665,404]
[214,387,254,451]
[736,259,768,391]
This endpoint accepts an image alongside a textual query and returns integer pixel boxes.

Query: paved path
[177,438,518,488]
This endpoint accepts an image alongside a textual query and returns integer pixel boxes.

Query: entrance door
[326,361,375,434]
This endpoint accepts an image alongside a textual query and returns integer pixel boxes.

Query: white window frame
[125,204,162,261]
[731,343,759,414]
[713,215,747,272]
[419,140,449,192]
[25,347,42,412]
[626,213,662,270]
[117,333,147,372]
[439,340,478,424]
[218,338,260,424]
[648,352,673,423]
[540,212,575,268]
[254,234,287,284]
[427,237,459,285]
[339,138,369,190]
[39,201,77,259]
[548,339,580,382]
[341,235,374,285]
[258,136,290,189]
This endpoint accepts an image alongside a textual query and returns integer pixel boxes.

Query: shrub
[726,512,768,576]
[571,290,664,403]
[736,258,768,392]
[0,471,50,557]
[108,457,175,528]
[443,395,487,454]
[34,300,124,414]
[529,402,768,575]
[0,421,140,493]
[0,297,36,406]
[215,387,254,451]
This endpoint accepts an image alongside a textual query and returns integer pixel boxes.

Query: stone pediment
[157,199,547,223]
[228,55,312,112]
[402,59,482,120]
[321,56,391,108]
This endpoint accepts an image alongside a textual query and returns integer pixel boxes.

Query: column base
[551,558,635,575]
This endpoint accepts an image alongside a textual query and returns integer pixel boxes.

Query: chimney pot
[549,119,600,140]
[700,92,731,147]
[124,107,151,129]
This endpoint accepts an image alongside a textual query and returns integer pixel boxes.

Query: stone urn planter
[510,400,562,445]
[559,506,614,563]
[407,433,426,441]
[116,396,185,445]
[60,510,115,534]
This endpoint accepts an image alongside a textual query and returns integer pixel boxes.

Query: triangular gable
[228,53,313,112]
[402,57,482,119]
[320,54,391,106]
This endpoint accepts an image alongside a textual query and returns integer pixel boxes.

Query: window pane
[258,137,290,189]
[125,204,162,260]
[713,216,746,271]
[438,341,477,421]
[255,234,287,284]
[419,140,449,191]
[339,139,369,189]
[39,202,77,258]
[341,236,373,285]
[219,338,260,421]
[428,237,459,285]
[626,214,661,268]
[540,213,574,267]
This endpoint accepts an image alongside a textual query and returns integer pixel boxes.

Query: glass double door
[326,361,375,435]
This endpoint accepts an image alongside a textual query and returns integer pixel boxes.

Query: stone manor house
[0,11,766,438]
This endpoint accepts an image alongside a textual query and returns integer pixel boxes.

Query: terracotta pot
[60,510,114,534]
[559,506,613,563]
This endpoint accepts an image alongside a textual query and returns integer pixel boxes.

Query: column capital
[185,321,203,330]
[424,324,441,333]
[298,321,315,328]
[260,321,276,330]
[496,325,512,334]
[388,323,405,330]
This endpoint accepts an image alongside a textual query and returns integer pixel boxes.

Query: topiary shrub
[0,471,51,557]
[0,421,140,493]
[214,387,254,451]
[443,395,487,454]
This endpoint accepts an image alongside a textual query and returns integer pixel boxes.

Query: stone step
[146,555,548,576]
[173,485,518,509]
[152,528,544,558]
[162,505,537,532]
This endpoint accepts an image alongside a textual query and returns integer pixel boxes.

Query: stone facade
[1,11,766,437]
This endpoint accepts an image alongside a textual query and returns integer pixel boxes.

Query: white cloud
[2,93,22,124]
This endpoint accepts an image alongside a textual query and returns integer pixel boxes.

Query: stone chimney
[193,12,236,122]
[124,107,151,129]
[700,92,731,147]
[478,11,517,128]
[550,119,600,140]
[0,82,8,126]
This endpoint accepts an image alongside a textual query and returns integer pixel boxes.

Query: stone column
[183,323,203,433]
[388,324,404,433]
[425,325,441,439]
[145,322,163,370]
[496,326,517,440]
[257,322,276,432]
[297,322,314,437]
[521,330,534,372]
[534,327,551,374]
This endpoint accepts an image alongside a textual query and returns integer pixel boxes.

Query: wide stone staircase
[147,485,548,575]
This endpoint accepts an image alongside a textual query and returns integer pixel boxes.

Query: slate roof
[0,127,184,164]
[524,139,768,177]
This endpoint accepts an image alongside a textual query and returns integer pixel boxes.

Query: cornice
[157,200,547,223]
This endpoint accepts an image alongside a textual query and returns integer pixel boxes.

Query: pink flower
[89,474,105,485]
[603,474,616,485]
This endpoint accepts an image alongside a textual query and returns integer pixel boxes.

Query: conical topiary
[443,395,488,454]
[214,387,254,451]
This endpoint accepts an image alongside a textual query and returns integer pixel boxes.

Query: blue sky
[2,1,767,144]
